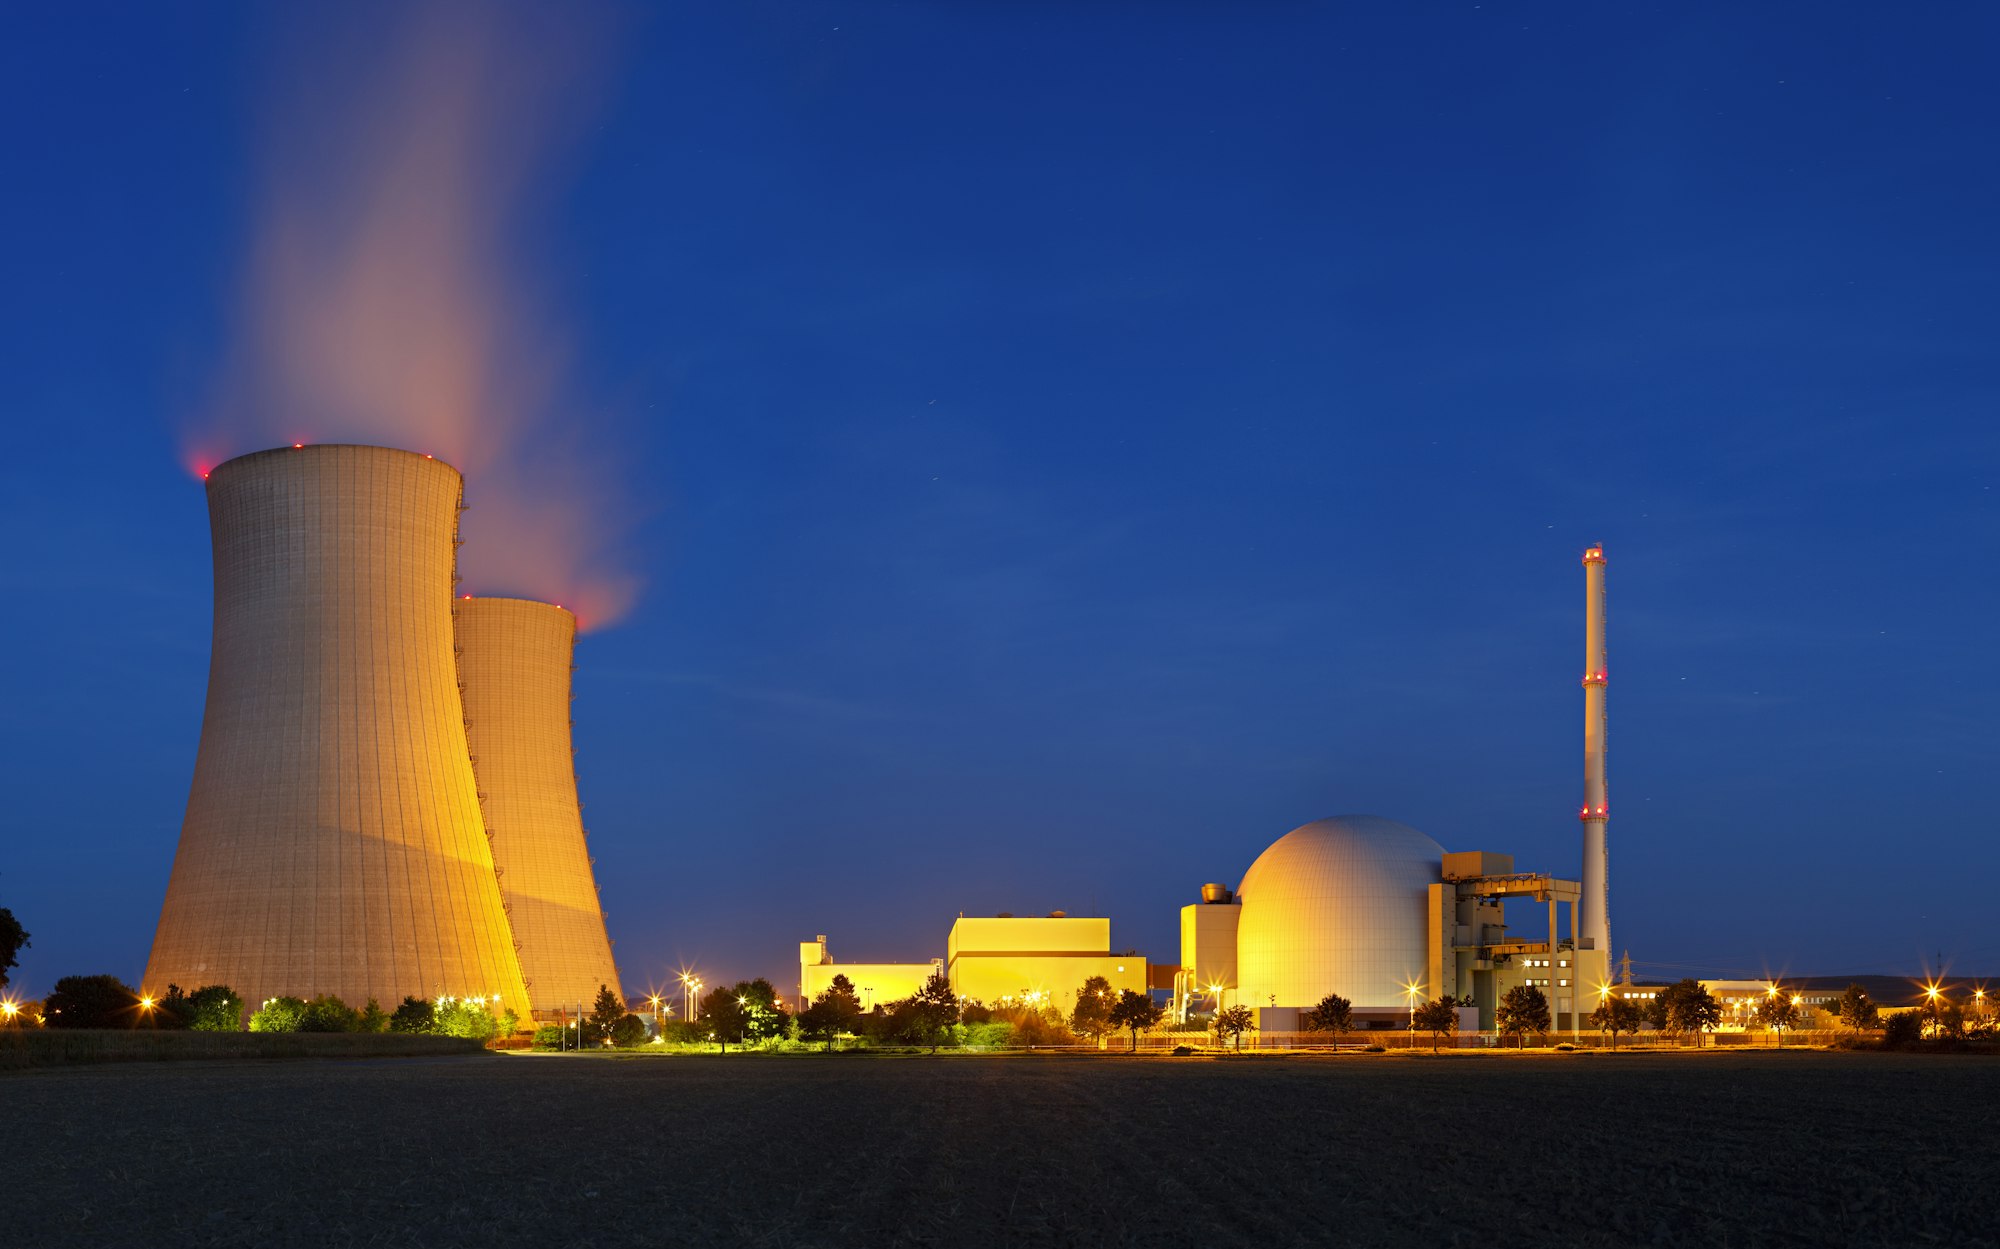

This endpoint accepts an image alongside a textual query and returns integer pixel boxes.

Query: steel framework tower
[454,597,621,1012]
[145,445,531,1018]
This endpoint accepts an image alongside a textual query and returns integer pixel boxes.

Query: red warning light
[292,443,304,449]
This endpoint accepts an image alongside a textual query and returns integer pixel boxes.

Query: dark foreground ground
[7,1050,1996,1248]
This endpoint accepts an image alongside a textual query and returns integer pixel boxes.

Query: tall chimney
[1578,545,1610,955]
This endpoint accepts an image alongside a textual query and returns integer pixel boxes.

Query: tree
[1655,979,1721,1046]
[153,985,195,1030]
[1303,993,1353,1038]
[299,995,361,1033]
[736,978,790,1044]
[1756,994,1800,1046]
[801,975,863,1051]
[611,1013,649,1047]
[1071,976,1117,1047]
[1108,989,1164,1053]
[1588,995,1643,1048]
[1412,996,1460,1053]
[1835,984,1879,1035]
[910,972,960,1052]
[0,906,27,990]
[698,985,747,1052]
[44,974,140,1029]
[388,996,436,1034]
[1213,1005,1256,1052]
[589,984,627,1047]
[357,997,389,1034]
[1496,985,1551,1049]
[249,996,308,1033]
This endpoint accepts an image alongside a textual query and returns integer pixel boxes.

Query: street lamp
[1403,980,1422,1047]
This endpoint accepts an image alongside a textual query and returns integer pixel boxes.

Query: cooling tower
[145,445,531,1019]
[454,597,621,1012]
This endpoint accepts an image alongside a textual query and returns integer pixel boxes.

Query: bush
[389,997,437,1034]
[1172,1045,1195,1056]
[357,998,389,1034]
[43,975,141,1029]
[1882,1012,1923,1049]
[611,1013,649,1048]
[249,996,307,1033]
[298,995,361,1033]
[1364,1044,1386,1053]
[532,1024,565,1050]
[434,997,511,1041]
[957,1021,1013,1049]
[186,986,245,1032]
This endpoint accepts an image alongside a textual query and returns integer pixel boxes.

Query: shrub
[957,1021,1013,1049]
[249,996,308,1033]
[355,998,389,1033]
[45,975,142,1029]
[1364,1044,1386,1053]
[1882,1011,1923,1049]
[611,1013,649,1048]
[433,997,510,1041]
[1008,1013,1076,1048]
[532,1024,565,1050]
[298,995,361,1033]
[187,985,245,1032]
[389,997,437,1035]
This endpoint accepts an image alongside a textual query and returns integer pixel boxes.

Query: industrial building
[457,597,621,1013]
[1174,546,1617,1033]
[799,915,1156,1011]
[798,936,939,1011]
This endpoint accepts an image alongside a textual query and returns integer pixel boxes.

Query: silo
[145,444,531,1019]
[453,597,621,1013]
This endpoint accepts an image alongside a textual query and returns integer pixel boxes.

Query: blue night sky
[2,3,1994,999]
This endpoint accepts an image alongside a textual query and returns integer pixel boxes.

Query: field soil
[6,1049,1994,1248]
[0,1029,484,1069]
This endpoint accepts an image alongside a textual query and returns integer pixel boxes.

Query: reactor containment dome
[1234,816,1443,1009]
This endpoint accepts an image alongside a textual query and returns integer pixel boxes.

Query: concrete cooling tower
[454,597,621,1012]
[145,445,531,1018]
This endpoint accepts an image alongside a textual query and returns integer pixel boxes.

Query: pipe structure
[145,445,532,1020]
[1578,545,1610,958]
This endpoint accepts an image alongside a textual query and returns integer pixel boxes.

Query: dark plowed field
[8,1050,1994,1247]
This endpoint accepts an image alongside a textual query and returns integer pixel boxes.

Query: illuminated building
[797,936,939,1011]
[456,597,620,1014]
[799,916,1156,1013]
[947,914,1151,1006]
[145,445,531,1018]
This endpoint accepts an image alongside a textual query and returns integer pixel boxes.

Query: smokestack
[454,597,621,1013]
[145,444,531,1018]
[1579,544,1610,955]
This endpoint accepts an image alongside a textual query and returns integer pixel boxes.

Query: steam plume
[187,1,637,628]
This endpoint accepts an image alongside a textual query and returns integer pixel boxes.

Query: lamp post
[1404,980,1421,1050]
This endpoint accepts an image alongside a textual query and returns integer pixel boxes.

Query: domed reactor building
[1177,548,1616,1033]
[145,446,534,1018]
[455,597,621,1013]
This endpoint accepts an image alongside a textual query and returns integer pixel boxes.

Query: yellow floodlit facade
[946,915,1148,1006]
[798,937,938,1011]
[145,445,531,1019]
[456,597,621,1014]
